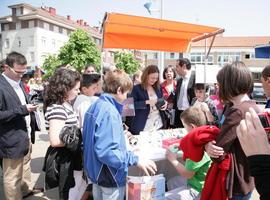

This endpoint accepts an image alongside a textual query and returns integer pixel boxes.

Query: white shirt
[2,73,31,137]
[143,93,163,131]
[177,70,192,111]
[73,94,98,129]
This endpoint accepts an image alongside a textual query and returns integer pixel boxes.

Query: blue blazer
[129,84,166,135]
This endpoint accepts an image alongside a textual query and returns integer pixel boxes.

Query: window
[245,53,255,59]
[62,28,67,35]
[217,52,241,65]
[43,22,49,30]
[30,52,35,62]
[4,39,9,49]
[170,53,175,59]
[4,24,9,31]
[41,37,46,47]
[16,22,21,30]
[94,38,101,45]
[29,20,34,28]
[190,52,213,65]
[52,39,56,48]
[17,37,22,47]
[54,25,59,33]
[16,8,21,16]
[154,53,158,59]
[41,54,47,63]
[109,51,115,57]
[29,36,34,46]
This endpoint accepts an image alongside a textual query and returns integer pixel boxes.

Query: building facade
[0,3,108,69]
[145,35,270,80]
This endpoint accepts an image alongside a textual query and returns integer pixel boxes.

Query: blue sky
[1,0,270,36]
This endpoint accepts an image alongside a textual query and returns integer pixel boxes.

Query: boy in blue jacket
[83,69,157,200]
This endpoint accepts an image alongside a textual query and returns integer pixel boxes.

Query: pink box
[162,138,182,149]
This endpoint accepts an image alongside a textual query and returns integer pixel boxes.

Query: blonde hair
[180,107,206,127]
[103,69,133,94]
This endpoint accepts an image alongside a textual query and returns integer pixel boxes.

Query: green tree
[42,54,62,80]
[41,29,101,78]
[114,51,140,74]
[58,29,101,73]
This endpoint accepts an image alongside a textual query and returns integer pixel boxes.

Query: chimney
[79,19,83,26]
[67,15,71,20]
[49,7,56,15]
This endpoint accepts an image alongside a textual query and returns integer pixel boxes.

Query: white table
[127,128,186,180]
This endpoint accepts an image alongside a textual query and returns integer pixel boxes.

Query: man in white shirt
[0,52,39,199]
[173,58,196,128]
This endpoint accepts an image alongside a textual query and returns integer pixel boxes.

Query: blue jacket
[128,84,167,135]
[83,93,138,187]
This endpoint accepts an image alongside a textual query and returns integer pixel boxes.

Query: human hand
[205,141,224,158]
[160,101,168,111]
[236,107,270,156]
[146,99,157,106]
[26,104,38,112]
[166,148,178,162]
[200,102,210,113]
[137,158,157,176]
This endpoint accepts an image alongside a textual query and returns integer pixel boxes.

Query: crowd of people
[1,51,270,200]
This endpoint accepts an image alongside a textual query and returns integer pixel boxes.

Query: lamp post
[144,0,164,80]
[159,0,164,80]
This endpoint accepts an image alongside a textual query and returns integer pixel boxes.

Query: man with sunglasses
[0,52,40,199]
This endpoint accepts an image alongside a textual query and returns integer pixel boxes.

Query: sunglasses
[9,66,27,74]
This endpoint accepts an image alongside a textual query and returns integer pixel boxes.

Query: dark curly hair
[43,67,81,110]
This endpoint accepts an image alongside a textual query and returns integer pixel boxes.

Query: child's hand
[200,102,210,113]
[166,149,178,162]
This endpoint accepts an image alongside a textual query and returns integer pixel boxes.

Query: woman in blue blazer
[129,65,167,135]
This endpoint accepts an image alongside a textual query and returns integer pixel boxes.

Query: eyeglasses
[8,66,27,74]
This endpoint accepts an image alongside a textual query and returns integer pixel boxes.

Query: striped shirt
[45,102,78,130]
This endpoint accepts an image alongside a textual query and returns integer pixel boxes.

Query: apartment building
[0,3,115,68]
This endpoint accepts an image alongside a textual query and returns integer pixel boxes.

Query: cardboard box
[127,175,165,200]
[162,138,182,149]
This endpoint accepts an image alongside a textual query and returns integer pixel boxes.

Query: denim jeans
[92,184,125,200]
[231,192,252,200]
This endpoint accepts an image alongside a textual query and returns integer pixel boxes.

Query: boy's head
[180,107,207,132]
[103,69,133,103]
[194,83,209,102]
[81,73,101,96]
[261,65,270,98]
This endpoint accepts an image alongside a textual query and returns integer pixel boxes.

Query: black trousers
[174,109,184,128]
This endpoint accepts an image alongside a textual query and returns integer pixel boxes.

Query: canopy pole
[204,35,207,84]
[100,12,108,74]
[159,0,164,80]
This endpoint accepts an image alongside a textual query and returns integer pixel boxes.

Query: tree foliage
[42,54,62,80]
[41,29,101,78]
[114,51,140,75]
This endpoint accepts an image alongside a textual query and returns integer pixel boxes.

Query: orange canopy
[102,13,224,52]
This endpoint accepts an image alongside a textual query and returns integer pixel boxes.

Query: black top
[248,155,270,200]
